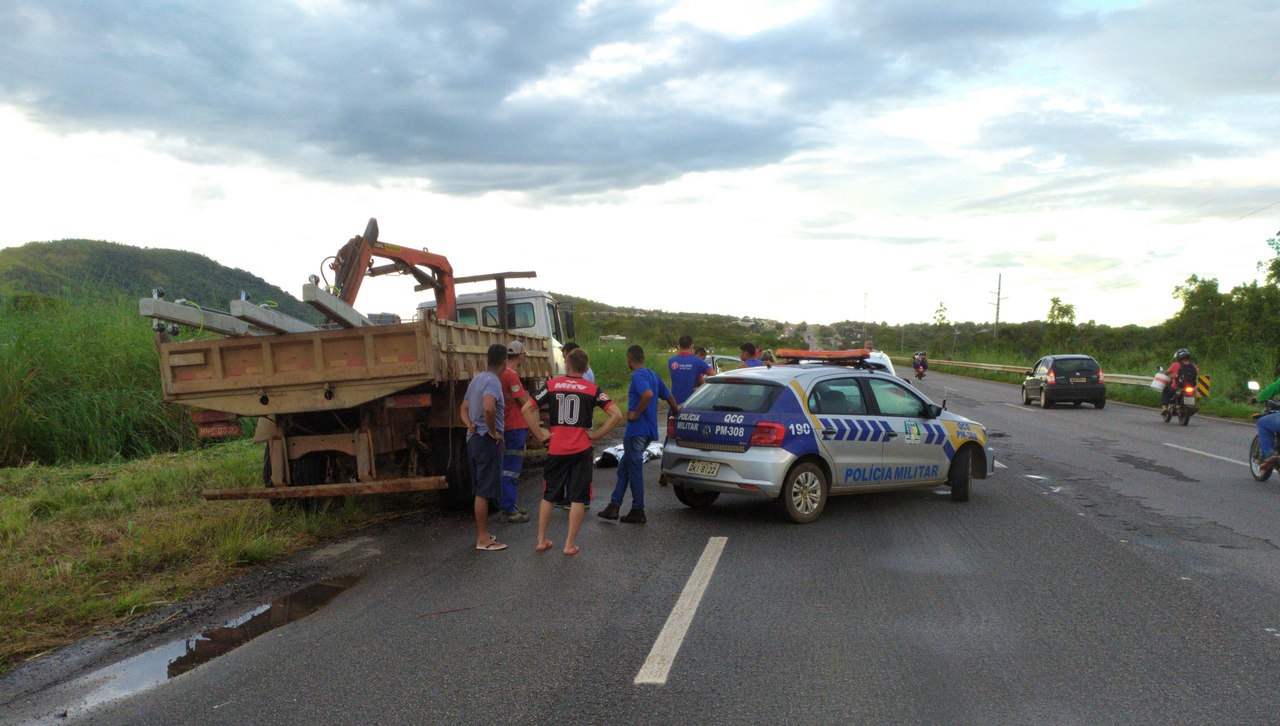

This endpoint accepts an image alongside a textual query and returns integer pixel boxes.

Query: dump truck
[140,219,575,504]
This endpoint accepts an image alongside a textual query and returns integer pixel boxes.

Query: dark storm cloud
[3,1,1275,201]
[0,0,1084,197]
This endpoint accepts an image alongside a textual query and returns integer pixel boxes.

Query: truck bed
[154,318,553,416]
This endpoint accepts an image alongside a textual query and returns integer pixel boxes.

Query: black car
[1022,354,1106,409]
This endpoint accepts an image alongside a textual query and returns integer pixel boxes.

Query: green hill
[0,239,321,323]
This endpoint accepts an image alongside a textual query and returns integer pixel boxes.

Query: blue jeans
[501,428,527,513]
[611,435,652,510]
[1258,412,1280,458]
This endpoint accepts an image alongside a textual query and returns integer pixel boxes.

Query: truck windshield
[482,302,535,328]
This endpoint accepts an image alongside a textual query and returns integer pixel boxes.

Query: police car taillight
[667,416,676,438]
[748,422,786,447]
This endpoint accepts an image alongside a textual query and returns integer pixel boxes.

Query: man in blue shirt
[739,342,764,367]
[459,343,510,551]
[668,334,712,405]
[599,345,679,524]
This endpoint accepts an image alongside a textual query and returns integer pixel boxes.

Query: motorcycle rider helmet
[1175,348,1191,362]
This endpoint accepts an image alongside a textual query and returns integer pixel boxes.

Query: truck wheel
[434,430,472,510]
[263,446,325,510]
[672,484,719,508]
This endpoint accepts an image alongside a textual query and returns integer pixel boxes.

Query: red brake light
[749,421,786,447]
[1098,370,1106,384]
[1184,385,1195,394]
[1047,370,1056,384]
[667,416,676,438]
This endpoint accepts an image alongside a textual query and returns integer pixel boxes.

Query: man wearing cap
[499,340,533,522]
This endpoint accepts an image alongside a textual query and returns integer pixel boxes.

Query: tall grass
[0,440,386,674]
[0,293,199,466]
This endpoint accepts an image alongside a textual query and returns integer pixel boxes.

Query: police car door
[864,376,945,484]
[807,377,887,492]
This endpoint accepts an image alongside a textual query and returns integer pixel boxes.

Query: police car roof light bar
[775,348,871,364]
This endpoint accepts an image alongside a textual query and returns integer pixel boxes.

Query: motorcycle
[912,358,927,380]
[1248,381,1280,481]
[1157,369,1199,426]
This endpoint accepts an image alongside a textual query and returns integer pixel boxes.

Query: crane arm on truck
[330,218,458,321]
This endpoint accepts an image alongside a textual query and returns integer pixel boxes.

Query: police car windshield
[683,379,783,414]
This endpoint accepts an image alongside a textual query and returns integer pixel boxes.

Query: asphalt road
[6,371,1280,724]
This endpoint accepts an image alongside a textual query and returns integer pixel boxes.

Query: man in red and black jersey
[525,347,621,556]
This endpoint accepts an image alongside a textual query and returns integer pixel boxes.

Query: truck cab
[417,289,573,375]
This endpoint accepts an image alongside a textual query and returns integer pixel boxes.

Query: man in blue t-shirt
[459,343,510,551]
[668,334,713,405]
[739,342,764,367]
[599,345,679,524]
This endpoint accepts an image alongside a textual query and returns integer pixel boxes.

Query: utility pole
[990,274,1008,341]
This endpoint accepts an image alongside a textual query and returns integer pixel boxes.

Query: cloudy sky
[2,0,1278,328]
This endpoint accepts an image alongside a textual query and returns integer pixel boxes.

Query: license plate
[687,460,720,477]
[1183,396,1196,405]
[1070,377,1086,383]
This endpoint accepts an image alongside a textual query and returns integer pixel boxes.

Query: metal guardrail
[907,358,1154,387]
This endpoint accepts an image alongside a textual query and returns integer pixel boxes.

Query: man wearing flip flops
[530,346,622,556]
[461,343,545,552]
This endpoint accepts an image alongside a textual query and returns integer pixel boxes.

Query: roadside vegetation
[0,294,200,468]
[0,440,396,675]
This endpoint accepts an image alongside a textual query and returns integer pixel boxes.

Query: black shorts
[543,448,594,504]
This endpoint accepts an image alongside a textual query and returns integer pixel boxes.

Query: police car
[660,349,995,523]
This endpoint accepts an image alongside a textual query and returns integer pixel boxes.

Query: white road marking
[1001,403,1034,411]
[1162,442,1249,467]
[995,460,1007,469]
[635,536,727,685]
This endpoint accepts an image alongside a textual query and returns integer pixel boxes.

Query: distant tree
[1258,230,1280,285]
[1046,297,1076,349]
[933,303,948,327]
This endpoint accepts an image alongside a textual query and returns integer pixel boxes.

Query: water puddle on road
[41,576,359,723]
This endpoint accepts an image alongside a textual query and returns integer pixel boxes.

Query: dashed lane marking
[1162,442,1248,467]
[635,536,727,685]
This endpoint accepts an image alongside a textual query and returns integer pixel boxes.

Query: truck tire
[433,429,473,510]
[262,445,325,510]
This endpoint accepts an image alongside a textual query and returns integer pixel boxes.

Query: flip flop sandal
[535,541,554,552]
[476,541,508,551]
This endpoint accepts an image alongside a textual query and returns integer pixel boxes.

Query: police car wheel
[673,483,719,508]
[948,448,972,502]
[778,462,827,524]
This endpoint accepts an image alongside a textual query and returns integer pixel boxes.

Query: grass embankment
[0,294,199,467]
[0,440,393,675]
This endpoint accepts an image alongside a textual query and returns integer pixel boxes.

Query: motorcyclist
[1161,349,1198,410]
[1251,375,1280,473]
[912,351,928,378]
